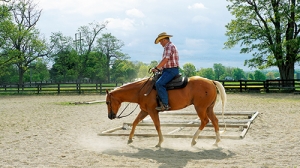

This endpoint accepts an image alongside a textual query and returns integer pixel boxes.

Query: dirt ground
[0,93,300,168]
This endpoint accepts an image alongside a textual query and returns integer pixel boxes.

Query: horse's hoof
[128,139,133,144]
[155,144,161,148]
[213,143,218,147]
[191,140,197,146]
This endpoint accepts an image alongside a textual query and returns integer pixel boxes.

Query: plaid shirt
[162,42,179,69]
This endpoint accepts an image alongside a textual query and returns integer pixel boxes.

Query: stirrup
[155,104,170,111]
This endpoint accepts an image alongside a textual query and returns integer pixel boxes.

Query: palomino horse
[105,76,226,147]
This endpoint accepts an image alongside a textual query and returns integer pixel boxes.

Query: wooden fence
[0,82,122,95]
[0,80,299,94]
[219,79,300,93]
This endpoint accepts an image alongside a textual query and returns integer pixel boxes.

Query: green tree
[135,62,149,78]
[254,70,266,80]
[197,68,215,80]
[149,60,159,68]
[85,51,107,82]
[247,73,254,80]
[50,32,74,55]
[182,63,196,77]
[50,50,79,82]
[76,21,107,79]
[49,23,109,82]
[223,67,235,80]
[213,63,225,80]
[232,68,245,80]
[266,71,275,80]
[274,71,280,79]
[225,0,300,80]
[49,32,79,82]
[96,33,129,82]
[0,65,18,84]
[111,60,137,82]
[24,58,50,82]
[0,3,15,77]
[2,0,49,84]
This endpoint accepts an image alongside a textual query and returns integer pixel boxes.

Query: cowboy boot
[155,102,170,111]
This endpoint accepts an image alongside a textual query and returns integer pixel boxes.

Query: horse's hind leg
[206,106,221,146]
[191,107,209,146]
[128,110,148,144]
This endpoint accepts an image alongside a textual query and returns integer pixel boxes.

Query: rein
[138,71,154,93]
[117,103,139,119]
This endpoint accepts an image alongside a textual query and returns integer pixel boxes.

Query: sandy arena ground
[0,93,300,167]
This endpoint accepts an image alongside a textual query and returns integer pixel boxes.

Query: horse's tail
[213,80,227,132]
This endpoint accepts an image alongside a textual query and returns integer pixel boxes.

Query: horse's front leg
[128,110,148,144]
[149,111,163,147]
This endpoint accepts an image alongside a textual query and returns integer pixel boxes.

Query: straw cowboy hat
[154,32,173,44]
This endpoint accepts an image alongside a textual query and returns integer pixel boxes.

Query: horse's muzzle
[108,112,116,120]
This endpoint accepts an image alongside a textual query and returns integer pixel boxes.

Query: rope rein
[117,103,139,119]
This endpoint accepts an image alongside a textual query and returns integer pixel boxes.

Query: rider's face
[159,38,168,47]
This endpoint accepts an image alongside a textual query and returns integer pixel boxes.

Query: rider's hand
[151,66,160,72]
[151,68,158,72]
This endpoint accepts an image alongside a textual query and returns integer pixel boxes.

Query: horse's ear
[106,89,109,94]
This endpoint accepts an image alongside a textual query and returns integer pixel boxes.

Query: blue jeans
[155,67,179,105]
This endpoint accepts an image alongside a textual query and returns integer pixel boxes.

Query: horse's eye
[106,101,110,105]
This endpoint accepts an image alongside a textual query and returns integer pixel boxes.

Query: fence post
[100,83,102,94]
[58,83,60,94]
[79,83,81,94]
[77,83,81,94]
[239,80,242,92]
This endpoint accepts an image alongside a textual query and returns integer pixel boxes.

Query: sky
[35,0,256,70]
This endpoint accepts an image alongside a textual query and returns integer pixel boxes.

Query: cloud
[192,15,211,23]
[35,0,261,70]
[180,49,197,56]
[188,3,206,9]
[38,0,127,16]
[126,38,141,47]
[185,38,207,48]
[104,18,136,31]
[126,8,145,18]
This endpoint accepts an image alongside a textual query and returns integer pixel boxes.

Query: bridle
[106,92,113,114]
[106,92,139,119]
[106,71,155,119]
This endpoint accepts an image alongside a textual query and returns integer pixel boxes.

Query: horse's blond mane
[112,78,149,91]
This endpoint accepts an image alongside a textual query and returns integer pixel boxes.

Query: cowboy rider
[152,32,180,111]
